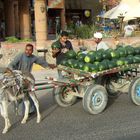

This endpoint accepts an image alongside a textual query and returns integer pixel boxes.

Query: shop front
[47,0,65,35]
[0,0,4,40]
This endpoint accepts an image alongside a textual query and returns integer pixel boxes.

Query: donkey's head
[2,69,17,88]
[1,69,23,89]
[1,69,34,91]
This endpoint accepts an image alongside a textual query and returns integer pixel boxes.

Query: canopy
[102,3,131,19]
[102,0,140,19]
[124,4,140,19]
[103,6,118,19]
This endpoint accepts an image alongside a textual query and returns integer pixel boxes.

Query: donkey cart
[41,64,140,115]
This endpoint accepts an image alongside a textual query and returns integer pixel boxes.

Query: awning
[124,4,140,19]
[102,0,140,20]
[102,6,118,18]
[102,3,130,19]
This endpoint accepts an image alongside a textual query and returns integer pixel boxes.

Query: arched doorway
[0,0,5,40]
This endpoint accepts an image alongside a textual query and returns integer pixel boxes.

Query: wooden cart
[31,64,140,115]
[46,64,140,115]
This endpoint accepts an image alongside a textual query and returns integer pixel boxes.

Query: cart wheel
[83,84,108,114]
[54,87,77,107]
[96,75,120,98]
[129,77,140,105]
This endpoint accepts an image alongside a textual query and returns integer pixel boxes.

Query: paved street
[1,69,140,140]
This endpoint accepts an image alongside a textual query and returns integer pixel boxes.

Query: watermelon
[124,59,130,65]
[106,48,113,52]
[133,56,140,63]
[77,53,86,61]
[73,60,79,69]
[94,61,100,66]
[90,64,99,73]
[116,59,124,66]
[87,51,96,56]
[134,47,140,55]
[102,50,111,60]
[102,59,110,69]
[67,59,75,68]
[125,45,135,55]
[61,59,68,66]
[126,56,134,64]
[77,62,85,69]
[98,49,105,53]
[84,55,95,63]
[77,51,83,57]
[111,58,118,64]
[116,44,124,49]
[95,51,102,61]
[66,50,77,59]
[82,63,92,72]
[107,61,116,69]
[62,44,140,73]
[117,47,127,57]
[110,50,120,59]
[98,62,107,71]
[135,55,140,59]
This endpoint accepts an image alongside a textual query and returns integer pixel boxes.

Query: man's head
[94,32,103,44]
[25,44,34,56]
[60,31,69,44]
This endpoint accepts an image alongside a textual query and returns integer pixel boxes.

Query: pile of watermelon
[60,45,140,73]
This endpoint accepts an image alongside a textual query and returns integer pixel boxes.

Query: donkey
[0,69,41,134]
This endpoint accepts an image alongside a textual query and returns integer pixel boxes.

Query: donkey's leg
[1,101,11,134]
[0,103,2,115]
[30,92,41,123]
[21,100,30,124]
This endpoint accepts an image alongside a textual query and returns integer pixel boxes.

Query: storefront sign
[48,0,64,9]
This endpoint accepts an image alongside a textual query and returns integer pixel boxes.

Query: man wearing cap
[93,32,109,51]
[51,31,73,65]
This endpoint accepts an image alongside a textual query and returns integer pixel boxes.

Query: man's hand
[48,64,56,69]
[52,48,61,58]
[61,48,69,53]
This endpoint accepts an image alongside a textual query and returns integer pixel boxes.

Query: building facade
[0,0,103,49]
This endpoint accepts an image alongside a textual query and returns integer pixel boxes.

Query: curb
[32,64,45,71]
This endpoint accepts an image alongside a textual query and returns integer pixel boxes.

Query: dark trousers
[21,96,36,115]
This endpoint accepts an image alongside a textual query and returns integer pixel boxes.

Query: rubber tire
[96,75,119,98]
[129,77,140,105]
[83,84,108,115]
[53,86,77,107]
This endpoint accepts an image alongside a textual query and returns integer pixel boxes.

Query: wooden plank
[58,64,140,79]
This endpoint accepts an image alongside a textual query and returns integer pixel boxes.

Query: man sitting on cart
[93,32,109,51]
[51,31,73,78]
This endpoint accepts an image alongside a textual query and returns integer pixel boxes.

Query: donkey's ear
[4,68,13,75]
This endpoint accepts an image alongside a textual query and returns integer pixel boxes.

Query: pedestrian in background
[124,21,134,37]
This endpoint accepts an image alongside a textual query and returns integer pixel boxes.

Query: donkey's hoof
[21,120,27,124]
[2,129,8,134]
[37,116,41,123]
